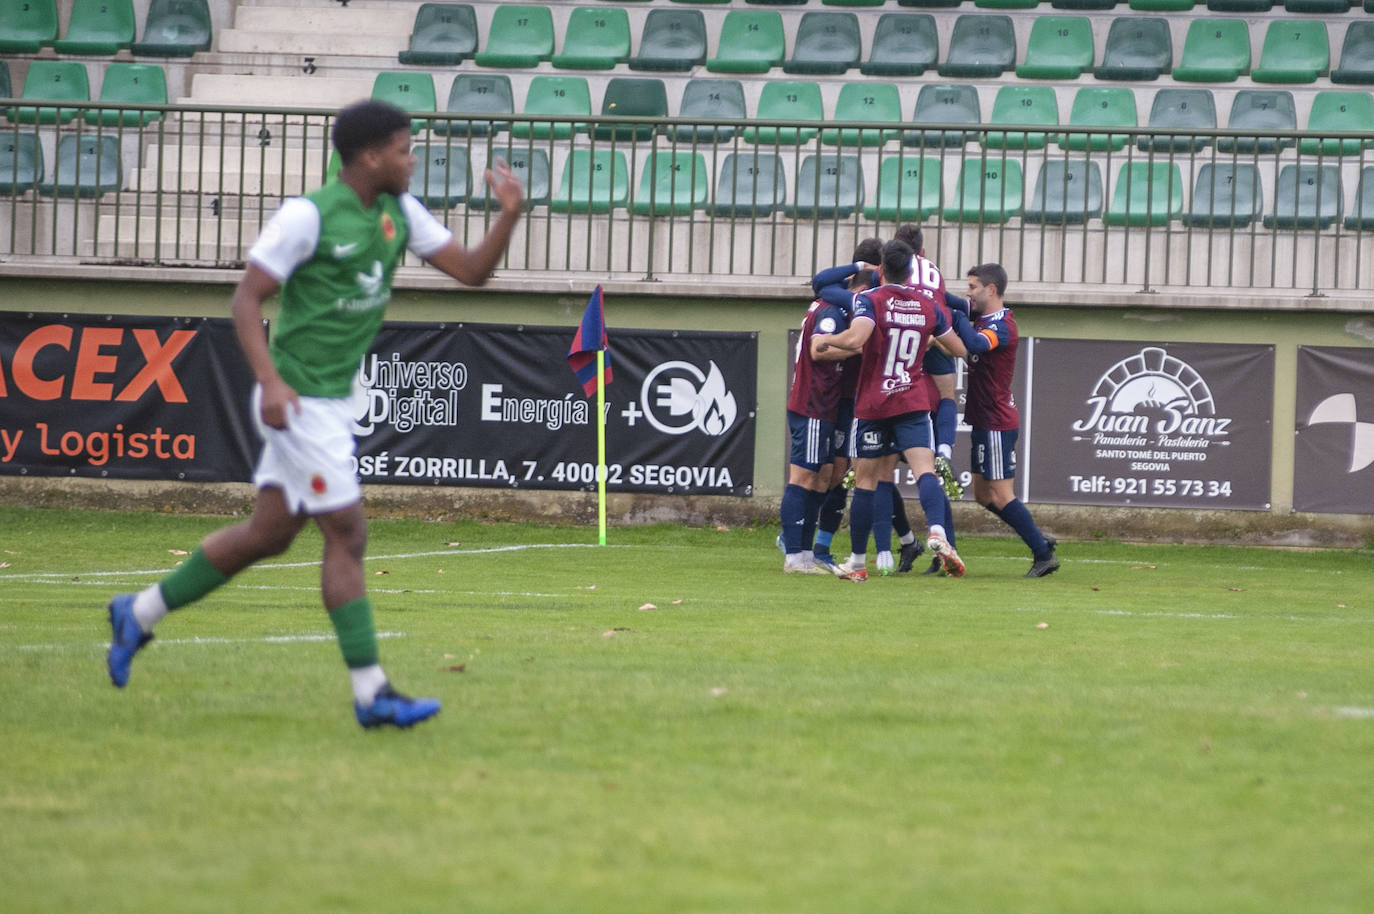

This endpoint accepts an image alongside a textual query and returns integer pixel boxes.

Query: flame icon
[693,362,737,436]
[641,360,739,437]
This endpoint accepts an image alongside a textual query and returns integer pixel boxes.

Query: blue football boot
[355,684,441,729]
[107,593,153,688]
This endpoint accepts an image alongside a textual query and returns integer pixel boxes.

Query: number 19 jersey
[850,282,950,421]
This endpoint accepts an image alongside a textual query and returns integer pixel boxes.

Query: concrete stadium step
[219,5,414,57]
[180,72,376,109]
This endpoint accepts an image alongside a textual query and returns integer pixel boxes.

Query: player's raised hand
[485,158,524,214]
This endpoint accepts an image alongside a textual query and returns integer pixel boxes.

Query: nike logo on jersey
[332,242,359,259]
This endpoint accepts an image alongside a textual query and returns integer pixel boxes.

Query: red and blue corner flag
[567,285,612,397]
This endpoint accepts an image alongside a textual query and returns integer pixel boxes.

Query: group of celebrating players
[781,225,1060,582]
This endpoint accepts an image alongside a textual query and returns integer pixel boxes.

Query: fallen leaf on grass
[638,603,657,611]
[1337,604,1347,608]
[1090,586,1100,592]
[1228,587,1245,592]
[0,562,9,569]
[672,600,683,605]
[448,664,465,673]
[374,570,389,576]
[602,628,634,638]
[168,549,189,556]
[715,525,730,532]
[710,687,728,697]
[437,569,446,574]
[445,541,461,547]
[1130,565,1157,570]
[1036,622,1050,630]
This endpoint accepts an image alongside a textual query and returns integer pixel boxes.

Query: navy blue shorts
[923,347,955,377]
[855,412,934,459]
[832,398,856,460]
[971,428,1018,481]
[788,411,835,471]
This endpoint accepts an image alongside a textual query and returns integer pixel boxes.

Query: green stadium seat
[0,132,43,195]
[1051,0,1119,9]
[984,85,1058,150]
[39,134,121,197]
[435,74,513,137]
[896,0,962,7]
[743,80,823,145]
[1128,0,1194,7]
[131,0,212,57]
[707,11,784,73]
[632,151,709,216]
[551,149,630,214]
[1060,87,1135,152]
[1299,91,1374,156]
[823,82,902,147]
[823,0,885,6]
[1024,159,1104,224]
[861,13,939,77]
[1016,17,1095,80]
[1173,19,1251,82]
[1331,22,1374,85]
[552,7,630,70]
[784,12,862,75]
[1207,0,1270,7]
[939,15,1016,78]
[1264,164,1342,229]
[512,76,590,140]
[474,5,554,68]
[1139,88,1215,153]
[1343,166,1374,231]
[628,9,707,72]
[11,61,90,125]
[371,72,437,134]
[713,152,786,216]
[906,83,981,147]
[788,154,864,219]
[864,155,943,221]
[944,157,1023,222]
[1284,0,1349,10]
[1252,20,1329,83]
[53,0,135,54]
[409,144,470,209]
[472,147,549,210]
[1185,163,1262,227]
[669,0,728,4]
[596,77,667,141]
[0,0,57,52]
[85,63,166,127]
[1219,90,1296,154]
[1095,18,1171,80]
[974,0,1039,8]
[1105,161,1184,226]
[397,3,477,66]
[672,78,745,142]
[747,0,806,5]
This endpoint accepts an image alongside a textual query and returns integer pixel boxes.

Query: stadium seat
[53,0,135,54]
[85,63,166,127]
[397,3,477,66]
[473,5,554,68]
[1016,17,1095,80]
[131,0,212,57]
[1252,20,1329,83]
[861,13,939,77]
[975,0,1039,8]
[1219,90,1296,154]
[551,149,630,214]
[784,12,862,75]
[1095,18,1172,80]
[1284,0,1350,10]
[668,0,728,4]
[1207,0,1270,6]
[672,78,746,142]
[512,76,590,140]
[409,144,470,208]
[1173,19,1251,82]
[707,11,784,73]
[1128,0,1194,7]
[939,15,1016,78]
[712,152,786,216]
[743,80,823,145]
[1264,164,1342,229]
[38,135,121,197]
[1139,88,1216,153]
[371,72,437,134]
[788,154,864,219]
[552,7,630,70]
[823,82,902,147]
[471,147,549,210]
[1343,166,1374,230]
[863,154,943,221]
[596,77,668,141]
[896,0,962,7]
[1105,161,1184,226]
[0,132,43,195]
[1024,159,1104,224]
[11,61,90,125]
[823,0,884,6]
[944,157,1023,222]
[1052,0,1119,8]
[984,86,1058,150]
[631,151,709,216]
[434,74,513,137]
[1331,22,1374,85]
[1299,91,1374,156]
[628,9,707,72]
[906,84,981,147]
[1185,163,1262,227]
[1060,87,1136,152]
[0,0,57,52]
[747,0,807,6]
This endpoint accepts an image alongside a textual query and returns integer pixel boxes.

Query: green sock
[158,547,230,610]
[329,597,380,669]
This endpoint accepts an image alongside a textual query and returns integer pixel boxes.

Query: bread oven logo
[641,360,738,437]
[1307,393,1374,473]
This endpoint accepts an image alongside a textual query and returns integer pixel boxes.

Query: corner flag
[568,285,612,397]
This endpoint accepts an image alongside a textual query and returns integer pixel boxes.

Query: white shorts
[251,384,362,515]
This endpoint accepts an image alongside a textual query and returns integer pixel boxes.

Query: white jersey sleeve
[247,197,320,282]
[399,193,454,260]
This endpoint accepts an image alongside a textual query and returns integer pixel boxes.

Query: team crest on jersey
[380,212,396,242]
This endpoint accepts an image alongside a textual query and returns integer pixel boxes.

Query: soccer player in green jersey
[106,100,524,728]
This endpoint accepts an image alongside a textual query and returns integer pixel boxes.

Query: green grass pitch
[1,505,1371,913]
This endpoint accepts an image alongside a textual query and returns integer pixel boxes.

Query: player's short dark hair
[881,240,914,284]
[850,269,876,290]
[893,223,923,254]
[332,100,411,165]
[967,263,1009,297]
[852,237,883,266]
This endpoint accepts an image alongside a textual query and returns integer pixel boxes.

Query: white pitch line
[11,631,405,652]
[1332,706,1374,720]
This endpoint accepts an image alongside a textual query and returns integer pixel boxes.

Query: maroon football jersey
[786,299,848,421]
[850,283,950,420]
[964,308,1020,431]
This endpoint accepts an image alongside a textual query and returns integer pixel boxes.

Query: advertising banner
[0,312,257,482]
[1025,340,1274,509]
[1293,346,1374,514]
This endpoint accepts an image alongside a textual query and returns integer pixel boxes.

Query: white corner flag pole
[596,348,608,546]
